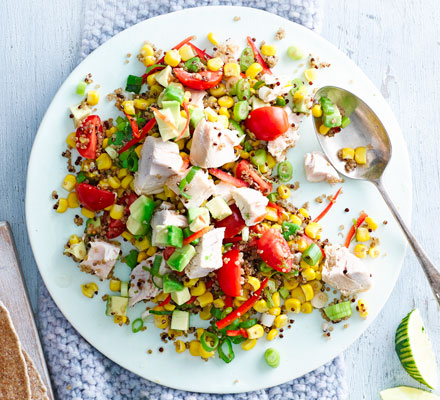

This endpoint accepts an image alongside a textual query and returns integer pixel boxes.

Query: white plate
[26,6,411,394]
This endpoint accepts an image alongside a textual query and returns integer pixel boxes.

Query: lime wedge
[395,309,438,389]
[380,386,439,399]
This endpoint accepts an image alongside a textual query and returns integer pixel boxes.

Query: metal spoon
[313,86,440,307]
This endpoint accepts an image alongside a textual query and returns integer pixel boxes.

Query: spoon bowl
[313,86,392,182]
[312,86,440,307]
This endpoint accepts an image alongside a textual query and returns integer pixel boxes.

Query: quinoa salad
[54,32,382,366]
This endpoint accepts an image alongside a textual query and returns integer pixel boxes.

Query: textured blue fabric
[38,1,348,399]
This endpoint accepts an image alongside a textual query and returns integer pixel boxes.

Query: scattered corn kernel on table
[1,0,439,398]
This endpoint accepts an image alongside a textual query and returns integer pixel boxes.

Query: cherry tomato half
[76,183,115,211]
[257,229,293,273]
[215,204,246,239]
[235,160,272,195]
[75,115,102,159]
[173,68,223,90]
[245,107,289,141]
[217,249,242,297]
[106,218,125,239]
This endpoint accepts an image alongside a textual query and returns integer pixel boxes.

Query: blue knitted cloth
[38,1,348,399]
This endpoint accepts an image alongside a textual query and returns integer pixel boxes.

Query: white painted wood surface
[1,0,439,398]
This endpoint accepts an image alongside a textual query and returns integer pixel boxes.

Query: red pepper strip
[226,329,243,337]
[223,236,242,244]
[246,36,272,75]
[158,294,171,307]
[313,187,343,223]
[208,168,249,188]
[186,296,197,305]
[344,212,368,248]
[240,328,249,338]
[302,234,326,258]
[176,102,190,141]
[268,202,285,220]
[188,43,212,60]
[118,119,156,154]
[224,295,233,308]
[216,278,268,330]
[182,226,213,246]
[124,112,140,138]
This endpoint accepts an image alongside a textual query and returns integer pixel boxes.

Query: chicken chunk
[134,136,183,195]
[187,89,207,109]
[79,241,120,280]
[166,168,215,209]
[151,205,188,247]
[185,228,225,279]
[267,106,303,162]
[190,119,241,168]
[213,181,236,204]
[231,187,268,226]
[257,75,291,103]
[128,255,171,307]
[304,151,341,184]
[322,244,373,296]
[213,39,239,63]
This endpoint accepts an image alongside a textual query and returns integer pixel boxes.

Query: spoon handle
[375,180,440,307]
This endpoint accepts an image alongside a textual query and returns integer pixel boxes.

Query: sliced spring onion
[230,336,247,344]
[251,148,267,167]
[184,57,200,73]
[281,221,300,241]
[236,79,251,101]
[178,166,200,199]
[302,243,322,266]
[233,100,249,121]
[264,348,281,368]
[259,262,272,273]
[124,249,139,269]
[291,78,304,93]
[131,318,144,333]
[76,171,86,183]
[279,287,290,299]
[277,161,293,182]
[253,80,265,90]
[324,301,352,321]
[239,318,258,329]
[218,337,235,363]
[126,75,143,94]
[275,96,286,106]
[287,45,304,61]
[267,192,279,202]
[200,332,219,352]
[76,81,87,96]
[148,310,173,315]
[229,119,245,136]
[105,146,118,159]
[151,255,163,276]
[239,47,255,72]
[341,116,351,129]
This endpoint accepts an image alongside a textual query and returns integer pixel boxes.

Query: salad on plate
[53,32,382,365]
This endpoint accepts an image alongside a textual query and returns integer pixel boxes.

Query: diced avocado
[189,106,205,129]
[129,195,155,224]
[152,225,169,247]
[120,281,129,297]
[105,296,129,317]
[167,244,196,272]
[206,197,232,220]
[70,103,91,127]
[183,227,200,245]
[171,287,191,305]
[292,99,309,114]
[167,225,183,248]
[163,274,185,294]
[163,85,184,104]
[251,97,268,110]
[63,241,87,261]
[171,310,190,330]
[126,215,149,236]
[323,111,342,128]
[154,107,179,142]
[188,207,210,232]
[155,65,172,87]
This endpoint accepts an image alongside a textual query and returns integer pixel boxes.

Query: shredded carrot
[344,212,368,248]
[176,102,190,141]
